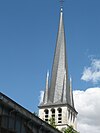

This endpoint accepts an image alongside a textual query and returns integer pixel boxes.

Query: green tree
[64,126,78,133]
[49,117,56,128]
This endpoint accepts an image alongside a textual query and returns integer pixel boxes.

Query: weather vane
[60,0,64,8]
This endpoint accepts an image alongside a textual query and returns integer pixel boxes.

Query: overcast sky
[0,0,100,133]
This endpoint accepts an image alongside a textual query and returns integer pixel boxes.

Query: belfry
[38,6,78,131]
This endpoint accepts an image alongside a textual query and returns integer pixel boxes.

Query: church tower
[38,7,78,131]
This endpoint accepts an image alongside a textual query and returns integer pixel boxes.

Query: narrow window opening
[58,108,62,123]
[51,108,55,123]
[44,109,49,122]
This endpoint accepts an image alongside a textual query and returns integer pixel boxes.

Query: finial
[61,8,63,12]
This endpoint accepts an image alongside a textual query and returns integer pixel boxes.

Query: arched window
[57,108,62,123]
[51,108,55,118]
[51,108,55,123]
[44,109,49,122]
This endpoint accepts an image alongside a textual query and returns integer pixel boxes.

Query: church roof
[39,8,75,109]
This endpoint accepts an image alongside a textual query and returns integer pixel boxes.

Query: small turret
[70,77,74,107]
[43,71,49,104]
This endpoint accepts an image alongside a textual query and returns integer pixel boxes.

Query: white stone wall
[39,105,77,131]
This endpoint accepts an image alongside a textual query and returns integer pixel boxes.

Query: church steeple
[48,7,69,104]
[39,7,75,108]
[39,6,77,131]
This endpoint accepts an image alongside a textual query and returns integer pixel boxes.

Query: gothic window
[51,108,55,123]
[51,108,55,118]
[57,108,62,123]
[44,109,49,122]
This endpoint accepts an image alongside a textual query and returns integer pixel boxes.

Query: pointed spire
[48,7,69,103]
[69,77,74,107]
[40,6,75,109]
[43,71,49,104]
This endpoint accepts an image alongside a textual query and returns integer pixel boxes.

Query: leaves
[64,126,78,133]
[49,117,56,128]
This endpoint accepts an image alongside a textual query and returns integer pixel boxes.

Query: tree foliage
[49,117,56,128]
[64,126,78,133]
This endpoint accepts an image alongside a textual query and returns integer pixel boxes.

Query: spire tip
[61,8,63,12]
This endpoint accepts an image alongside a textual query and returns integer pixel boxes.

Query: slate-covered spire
[41,8,74,108]
[48,7,69,104]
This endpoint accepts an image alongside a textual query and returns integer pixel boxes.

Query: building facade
[38,8,78,131]
[0,92,61,133]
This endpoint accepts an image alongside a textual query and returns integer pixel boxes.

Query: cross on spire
[60,0,64,8]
